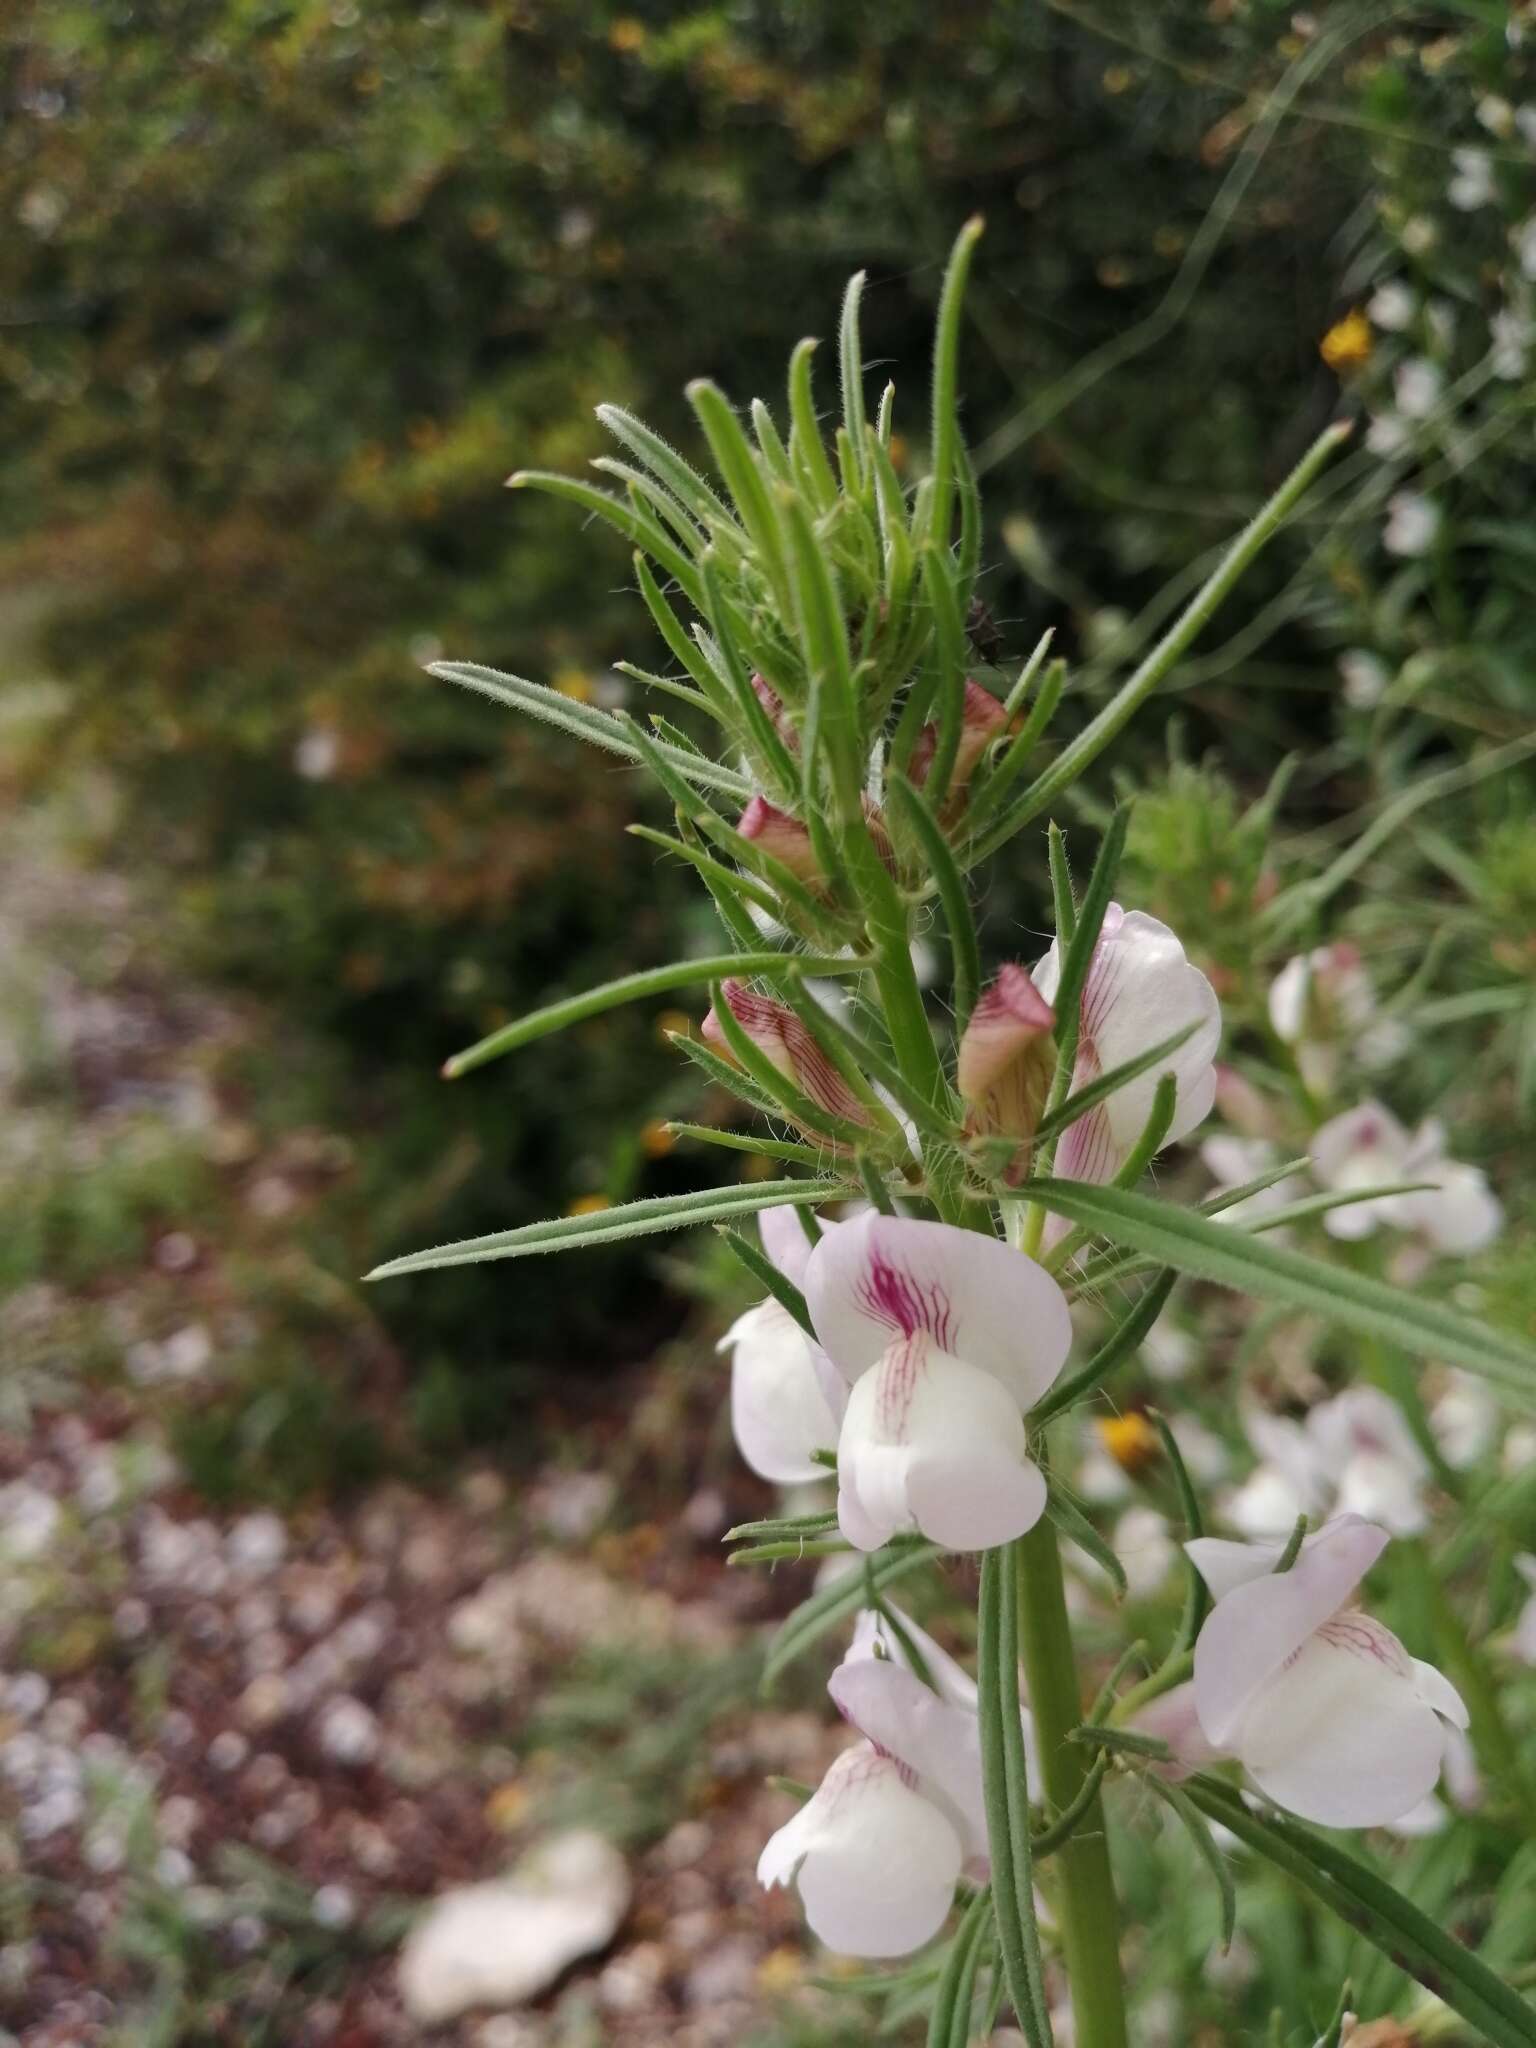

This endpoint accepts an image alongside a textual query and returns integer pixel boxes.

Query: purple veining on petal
[855,1254,956,1351]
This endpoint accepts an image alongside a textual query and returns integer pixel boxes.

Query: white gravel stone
[398,1832,630,2024]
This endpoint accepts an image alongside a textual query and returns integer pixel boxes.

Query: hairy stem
[1016,1519,1129,2048]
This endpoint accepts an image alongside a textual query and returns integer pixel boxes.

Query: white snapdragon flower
[1310,1103,1502,1254]
[1142,1516,1468,1826]
[1429,1370,1500,1470]
[719,1208,844,1485]
[1200,1133,1306,1236]
[804,1213,1072,1552]
[759,1606,1027,1956]
[1032,905,1221,1189]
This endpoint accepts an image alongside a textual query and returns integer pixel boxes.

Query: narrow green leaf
[788,337,840,511]
[887,773,982,1031]
[686,380,793,612]
[508,469,705,609]
[1047,1485,1127,1598]
[1033,1025,1196,1148]
[627,823,783,921]
[367,1177,845,1281]
[1025,1181,1536,1393]
[964,420,1351,863]
[838,272,870,492]
[763,1541,943,1687]
[717,1226,815,1336]
[664,1122,824,1168]
[926,216,985,555]
[443,952,870,1078]
[1184,1776,1536,2048]
[430,661,750,799]
[961,658,1066,848]
[1146,1776,1235,1953]
[594,402,741,535]
[1032,1271,1178,1426]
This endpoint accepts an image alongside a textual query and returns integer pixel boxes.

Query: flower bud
[910,680,1010,799]
[751,673,797,748]
[956,964,1056,1176]
[702,980,874,1130]
[737,796,824,888]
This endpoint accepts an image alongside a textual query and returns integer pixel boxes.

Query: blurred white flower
[1225,1387,1429,1539]
[294,728,341,781]
[1491,305,1532,379]
[1338,649,1390,711]
[1401,216,1438,257]
[1141,1309,1196,1384]
[1310,1103,1502,1254]
[1367,280,1415,332]
[1383,491,1441,558]
[1366,412,1411,459]
[1515,216,1536,281]
[1267,943,1403,1095]
[1429,1371,1500,1470]
[1393,358,1443,420]
[1448,146,1496,210]
[1477,94,1515,137]
[1116,1505,1178,1597]
[1200,1133,1306,1236]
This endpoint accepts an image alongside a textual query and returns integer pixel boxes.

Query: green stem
[1015,1519,1129,2048]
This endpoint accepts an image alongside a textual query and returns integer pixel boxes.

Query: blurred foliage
[2,0,1533,1413]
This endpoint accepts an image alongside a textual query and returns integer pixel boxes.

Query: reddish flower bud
[957,964,1056,1178]
[910,681,1010,797]
[738,796,825,888]
[751,674,798,749]
[702,981,875,1131]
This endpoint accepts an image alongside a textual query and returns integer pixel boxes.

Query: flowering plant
[372,226,1535,2045]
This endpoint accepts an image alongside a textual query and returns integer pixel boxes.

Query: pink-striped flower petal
[910,680,1010,795]
[956,965,1056,1171]
[1033,905,1221,1185]
[1191,1515,1389,1747]
[804,1213,1071,1408]
[702,981,874,1127]
[835,1336,1049,1552]
[757,1741,963,1957]
[737,796,824,888]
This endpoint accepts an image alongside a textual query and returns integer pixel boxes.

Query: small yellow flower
[1097,1412,1161,1475]
[609,17,647,52]
[485,1781,530,1831]
[640,1117,675,1159]
[567,1193,611,1217]
[1320,308,1372,371]
[656,1008,693,1042]
[1102,64,1134,95]
[552,665,591,702]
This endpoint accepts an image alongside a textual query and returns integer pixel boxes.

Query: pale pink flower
[804,1214,1071,1552]
[719,1208,844,1484]
[1310,1103,1502,1254]
[1032,906,1221,1190]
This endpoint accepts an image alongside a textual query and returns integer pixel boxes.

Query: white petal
[758,1743,962,1957]
[836,1338,1047,1552]
[1192,1516,1389,1747]
[1235,1619,1446,1826]
[1310,1101,1410,1188]
[759,1203,821,1291]
[723,1301,843,1485]
[1222,1467,1311,1543]
[1132,1680,1225,1779]
[1394,1162,1503,1255]
[1079,909,1222,1149]
[1411,1656,1469,1730]
[829,1653,988,1864]
[844,1603,979,1714]
[805,1212,1071,1409]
